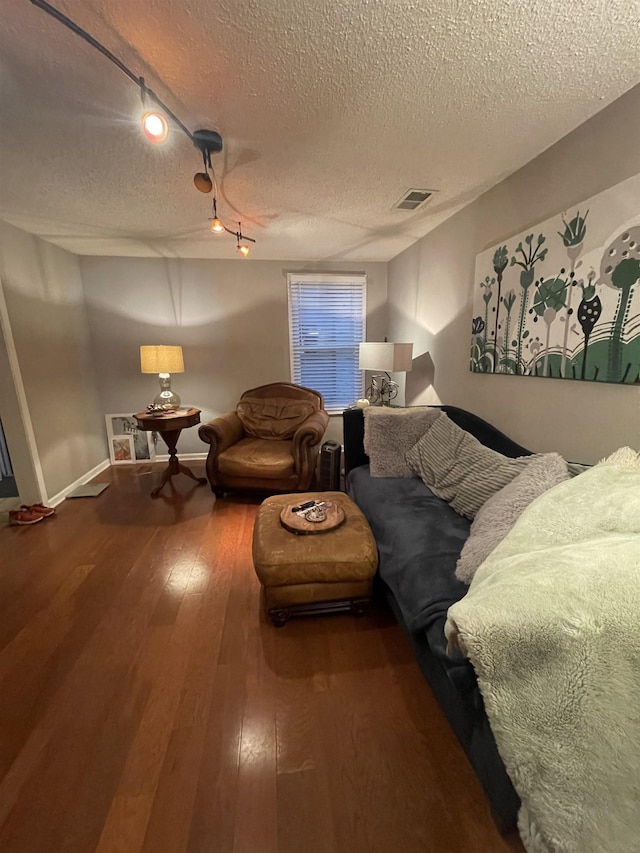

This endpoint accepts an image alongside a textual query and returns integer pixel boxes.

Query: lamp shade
[140,345,184,374]
[358,342,413,372]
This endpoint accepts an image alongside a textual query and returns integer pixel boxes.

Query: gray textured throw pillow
[455,453,570,584]
[363,407,442,478]
[405,414,532,518]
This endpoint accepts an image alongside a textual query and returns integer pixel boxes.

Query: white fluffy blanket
[446,448,640,853]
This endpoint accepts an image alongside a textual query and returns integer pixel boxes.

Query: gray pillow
[363,407,442,478]
[405,414,532,518]
[455,453,570,584]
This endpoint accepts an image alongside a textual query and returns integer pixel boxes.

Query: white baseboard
[48,458,111,507]
[48,454,207,506]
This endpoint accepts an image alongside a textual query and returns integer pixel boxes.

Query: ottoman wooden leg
[267,597,372,626]
[269,608,289,627]
[350,597,371,617]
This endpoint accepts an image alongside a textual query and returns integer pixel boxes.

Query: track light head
[232,221,255,256]
[142,111,168,144]
[194,172,213,193]
[193,130,222,193]
[209,198,225,233]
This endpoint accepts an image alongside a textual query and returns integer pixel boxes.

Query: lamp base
[155,373,181,410]
[154,391,181,410]
[366,374,399,406]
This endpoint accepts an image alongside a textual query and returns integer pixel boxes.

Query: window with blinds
[287,273,366,413]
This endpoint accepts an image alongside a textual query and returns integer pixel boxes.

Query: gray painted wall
[0,221,107,499]
[80,258,388,453]
[388,84,640,463]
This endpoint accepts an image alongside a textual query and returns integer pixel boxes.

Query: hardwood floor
[0,464,524,853]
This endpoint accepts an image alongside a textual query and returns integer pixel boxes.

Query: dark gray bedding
[347,463,480,699]
[347,464,470,633]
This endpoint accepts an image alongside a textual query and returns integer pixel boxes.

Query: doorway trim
[0,274,47,503]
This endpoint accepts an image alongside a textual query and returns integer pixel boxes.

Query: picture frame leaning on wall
[105,414,156,465]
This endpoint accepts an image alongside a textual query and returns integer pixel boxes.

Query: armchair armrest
[198,412,244,455]
[292,409,330,453]
[292,409,330,485]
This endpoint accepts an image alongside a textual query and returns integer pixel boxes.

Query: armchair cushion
[236,397,317,440]
[218,438,296,480]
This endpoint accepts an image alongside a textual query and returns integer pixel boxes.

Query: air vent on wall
[393,188,436,211]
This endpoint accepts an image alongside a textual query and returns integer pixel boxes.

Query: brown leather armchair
[198,383,330,496]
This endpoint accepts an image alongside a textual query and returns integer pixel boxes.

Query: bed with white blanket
[446,448,640,853]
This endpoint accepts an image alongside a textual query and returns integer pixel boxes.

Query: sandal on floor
[25,503,55,518]
[9,508,44,526]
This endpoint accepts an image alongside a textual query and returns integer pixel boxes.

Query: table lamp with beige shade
[140,345,184,410]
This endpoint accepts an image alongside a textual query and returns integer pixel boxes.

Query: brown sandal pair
[8,504,55,526]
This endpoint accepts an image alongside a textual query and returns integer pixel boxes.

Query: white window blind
[287,273,366,413]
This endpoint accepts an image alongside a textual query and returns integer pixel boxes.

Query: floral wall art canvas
[470,175,640,384]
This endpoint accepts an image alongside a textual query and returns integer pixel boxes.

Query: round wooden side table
[134,407,207,497]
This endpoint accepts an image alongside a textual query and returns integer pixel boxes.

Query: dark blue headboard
[342,405,532,475]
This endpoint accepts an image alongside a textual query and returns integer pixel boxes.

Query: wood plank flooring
[0,464,524,853]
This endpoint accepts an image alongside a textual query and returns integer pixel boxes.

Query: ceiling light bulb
[210,218,224,233]
[238,243,250,257]
[142,111,168,143]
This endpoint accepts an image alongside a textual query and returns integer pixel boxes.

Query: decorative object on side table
[359,340,413,405]
[140,345,185,410]
[134,407,207,497]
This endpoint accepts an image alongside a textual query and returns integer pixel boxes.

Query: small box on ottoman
[252,491,378,626]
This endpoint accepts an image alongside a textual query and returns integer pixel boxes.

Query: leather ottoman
[252,491,379,626]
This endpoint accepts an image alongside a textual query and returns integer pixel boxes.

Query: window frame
[287,272,367,414]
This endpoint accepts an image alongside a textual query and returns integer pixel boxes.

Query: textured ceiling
[0,0,638,261]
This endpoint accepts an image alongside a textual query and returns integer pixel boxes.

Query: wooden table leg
[151,428,207,497]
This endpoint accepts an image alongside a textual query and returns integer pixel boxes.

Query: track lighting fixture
[30,0,257,257]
